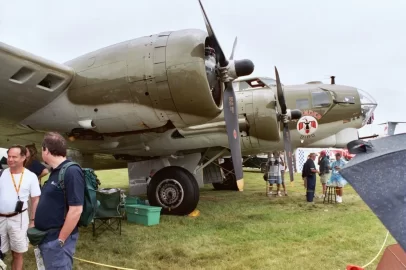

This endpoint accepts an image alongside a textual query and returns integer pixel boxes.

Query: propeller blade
[197,0,227,66]
[276,66,294,181]
[223,82,244,191]
[230,37,238,60]
[283,125,294,182]
[274,67,287,114]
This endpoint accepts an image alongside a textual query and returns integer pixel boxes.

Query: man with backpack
[33,132,85,269]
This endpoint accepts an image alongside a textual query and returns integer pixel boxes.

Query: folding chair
[92,190,122,237]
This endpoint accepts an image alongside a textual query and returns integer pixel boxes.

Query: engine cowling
[248,88,281,143]
[66,29,223,130]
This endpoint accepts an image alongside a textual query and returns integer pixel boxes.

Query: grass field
[5,169,395,269]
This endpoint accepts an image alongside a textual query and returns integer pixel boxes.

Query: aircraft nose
[357,88,377,126]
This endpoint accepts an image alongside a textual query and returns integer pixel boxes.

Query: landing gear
[260,163,267,173]
[147,166,199,216]
[211,158,239,191]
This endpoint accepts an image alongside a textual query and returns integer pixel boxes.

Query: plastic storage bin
[125,204,162,226]
[125,196,145,206]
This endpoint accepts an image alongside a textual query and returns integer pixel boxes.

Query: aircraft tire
[147,166,199,216]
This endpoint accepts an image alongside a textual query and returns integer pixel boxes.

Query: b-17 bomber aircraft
[0,0,377,215]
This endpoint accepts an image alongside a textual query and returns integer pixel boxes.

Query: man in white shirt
[0,145,41,270]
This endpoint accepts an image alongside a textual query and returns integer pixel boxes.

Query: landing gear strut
[212,158,239,191]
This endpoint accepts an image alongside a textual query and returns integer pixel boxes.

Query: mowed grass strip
[7,169,395,270]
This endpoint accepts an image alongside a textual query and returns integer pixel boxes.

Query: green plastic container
[125,196,145,205]
[125,204,162,226]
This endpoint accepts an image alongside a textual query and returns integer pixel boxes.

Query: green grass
[5,169,395,269]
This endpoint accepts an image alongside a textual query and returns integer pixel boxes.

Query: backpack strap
[58,161,81,218]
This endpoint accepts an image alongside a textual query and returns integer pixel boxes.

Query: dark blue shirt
[35,160,85,243]
[318,156,330,174]
[26,160,46,177]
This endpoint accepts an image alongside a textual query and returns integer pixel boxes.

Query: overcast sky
[0,0,405,136]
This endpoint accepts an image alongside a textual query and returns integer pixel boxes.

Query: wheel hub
[155,179,184,209]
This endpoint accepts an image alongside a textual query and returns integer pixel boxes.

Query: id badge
[34,247,45,270]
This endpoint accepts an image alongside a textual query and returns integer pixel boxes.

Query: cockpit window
[311,91,331,108]
[262,78,276,87]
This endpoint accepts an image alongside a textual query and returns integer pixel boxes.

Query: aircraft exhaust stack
[330,76,335,85]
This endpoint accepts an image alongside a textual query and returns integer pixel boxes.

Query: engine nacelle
[65,29,223,130]
[249,88,280,142]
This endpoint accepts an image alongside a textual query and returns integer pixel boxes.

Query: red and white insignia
[297,116,318,136]
[233,129,237,139]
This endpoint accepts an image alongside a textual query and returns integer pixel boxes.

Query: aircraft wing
[0,41,74,123]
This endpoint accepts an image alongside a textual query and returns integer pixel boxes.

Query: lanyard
[10,168,24,200]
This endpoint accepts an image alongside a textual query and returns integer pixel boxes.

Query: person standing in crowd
[327,152,348,203]
[0,145,41,270]
[302,154,311,195]
[278,151,288,196]
[318,150,331,198]
[267,152,282,196]
[25,144,49,186]
[24,144,50,221]
[302,153,319,202]
[35,132,85,269]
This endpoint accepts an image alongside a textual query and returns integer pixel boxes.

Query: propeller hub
[291,109,302,120]
[235,59,255,77]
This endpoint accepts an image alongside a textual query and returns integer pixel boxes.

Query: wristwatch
[58,239,65,247]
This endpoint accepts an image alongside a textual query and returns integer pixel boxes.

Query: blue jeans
[306,175,316,202]
[39,233,79,269]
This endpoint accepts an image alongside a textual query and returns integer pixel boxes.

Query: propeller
[229,37,237,60]
[274,67,302,182]
[198,0,255,191]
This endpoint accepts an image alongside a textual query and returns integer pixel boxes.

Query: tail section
[378,121,406,136]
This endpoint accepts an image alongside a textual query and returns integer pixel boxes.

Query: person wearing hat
[302,153,320,202]
[318,150,331,198]
[327,152,348,203]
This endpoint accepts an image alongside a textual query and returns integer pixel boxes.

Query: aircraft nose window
[357,89,377,126]
[311,91,331,108]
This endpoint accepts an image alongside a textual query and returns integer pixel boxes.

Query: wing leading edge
[0,41,75,123]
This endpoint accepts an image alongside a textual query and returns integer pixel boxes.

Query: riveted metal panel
[146,78,169,121]
[156,80,172,100]
[154,46,166,64]
[128,80,162,127]
[155,32,170,47]
[154,62,167,83]
[156,81,183,125]
[127,35,155,83]
[249,104,260,148]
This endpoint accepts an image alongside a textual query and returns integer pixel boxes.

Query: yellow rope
[74,256,137,270]
[361,231,390,268]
